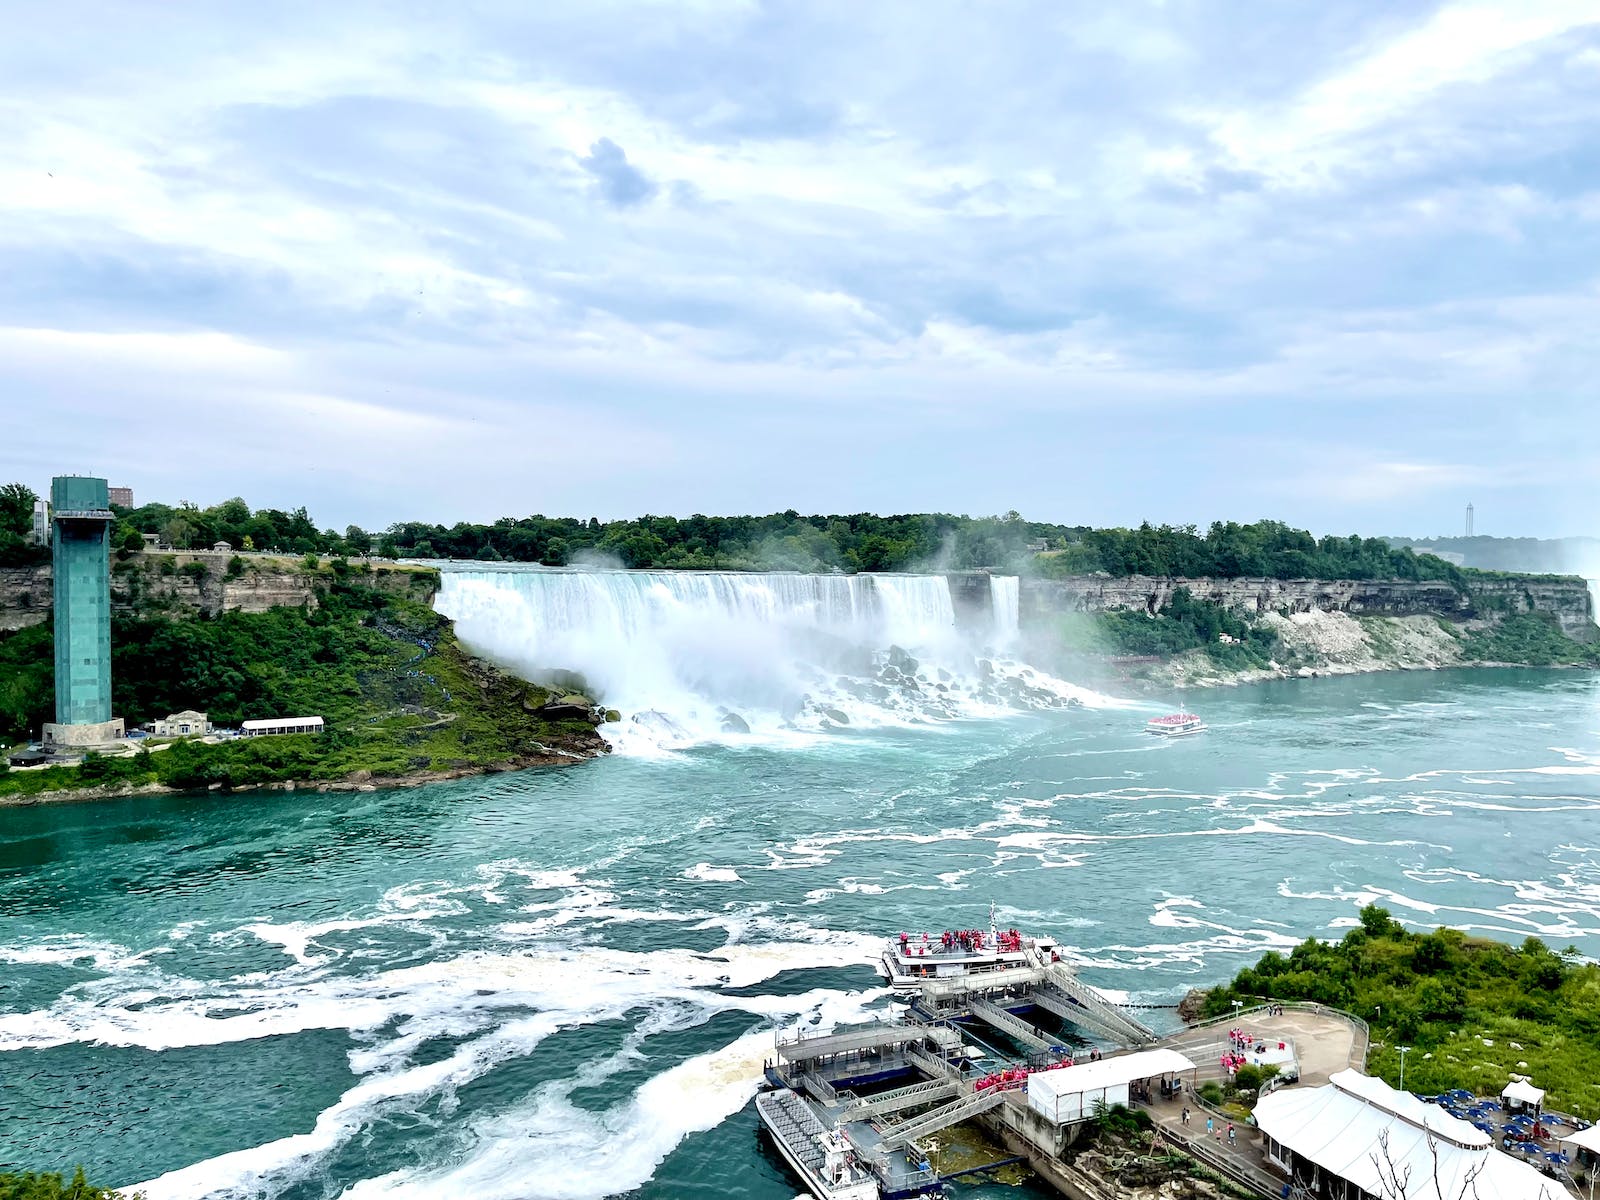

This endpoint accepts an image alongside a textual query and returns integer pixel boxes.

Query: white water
[1587,579,1599,628]
[435,567,1112,752]
[990,574,1020,646]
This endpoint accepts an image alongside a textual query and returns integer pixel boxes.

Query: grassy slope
[1203,907,1600,1118]
[0,581,605,799]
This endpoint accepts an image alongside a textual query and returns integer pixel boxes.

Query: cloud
[577,137,658,207]
[0,1,1597,534]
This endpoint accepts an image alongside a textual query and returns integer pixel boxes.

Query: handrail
[1177,1000,1370,1069]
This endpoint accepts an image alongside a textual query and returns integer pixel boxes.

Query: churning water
[435,566,1103,752]
[2,572,1598,1200]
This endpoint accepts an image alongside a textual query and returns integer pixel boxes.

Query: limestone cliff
[0,553,438,631]
[1012,574,1596,641]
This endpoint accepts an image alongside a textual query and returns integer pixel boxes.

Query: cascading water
[989,574,1020,646]
[435,566,1114,751]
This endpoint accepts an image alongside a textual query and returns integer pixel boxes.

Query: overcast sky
[4,1,1599,537]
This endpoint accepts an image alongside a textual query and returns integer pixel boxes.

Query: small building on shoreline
[240,716,324,738]
[150,711,211,737]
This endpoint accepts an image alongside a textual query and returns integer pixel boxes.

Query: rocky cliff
[1013,574,1596,640]
[0,553,439,632]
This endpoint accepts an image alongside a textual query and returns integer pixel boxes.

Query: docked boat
[878,914,1059,993]
[755,1087,879,1200]
[1145,713,1206,737]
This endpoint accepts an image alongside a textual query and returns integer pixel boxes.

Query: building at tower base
[41,475,125,749]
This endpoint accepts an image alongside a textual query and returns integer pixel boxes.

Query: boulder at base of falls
[820,707,850,725]
[886,645,919,674]
[720,711,751,734]
[539,693,598,722]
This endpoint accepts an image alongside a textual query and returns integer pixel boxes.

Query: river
[2,667,1598,1198]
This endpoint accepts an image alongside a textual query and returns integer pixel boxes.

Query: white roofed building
[240,716,324,738]
[1027,1048,1195,1126]
[1253,1069,1565,1200]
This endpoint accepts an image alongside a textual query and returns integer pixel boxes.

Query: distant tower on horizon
[1465,502,1474,538]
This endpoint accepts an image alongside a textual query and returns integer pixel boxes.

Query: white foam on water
[683,863,743,883]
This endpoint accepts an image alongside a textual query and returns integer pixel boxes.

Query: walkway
[1161,1007,1366,1085]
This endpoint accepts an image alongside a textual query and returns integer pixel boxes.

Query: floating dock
[760,961,1175,1199]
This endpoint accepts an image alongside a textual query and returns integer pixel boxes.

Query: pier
[761,966,1386,1200]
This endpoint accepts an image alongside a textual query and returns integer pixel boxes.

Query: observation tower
[42,475,125,747]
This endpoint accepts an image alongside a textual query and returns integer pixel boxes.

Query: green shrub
[0,1166,141,1198]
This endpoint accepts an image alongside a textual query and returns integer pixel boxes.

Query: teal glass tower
[46,475,122,743]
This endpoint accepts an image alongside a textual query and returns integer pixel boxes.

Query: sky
[3,1,1599,538]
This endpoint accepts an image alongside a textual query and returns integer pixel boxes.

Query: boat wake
[435,566,1124,754]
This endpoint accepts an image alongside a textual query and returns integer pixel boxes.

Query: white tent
[1254,1070,1563,1200]
[1027,1048,1194,1125]
[1561,1126,1600,1155]
[1502,1079,1546,1109]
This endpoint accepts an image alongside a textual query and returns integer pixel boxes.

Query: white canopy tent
[1560,1125,1600,1155]
[1027,1048,1195,1125]
[1502,1079,1546,1110]
[1254,1069,1563,1200]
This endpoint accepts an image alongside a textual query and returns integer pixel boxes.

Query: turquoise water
[2,668,1598,1198]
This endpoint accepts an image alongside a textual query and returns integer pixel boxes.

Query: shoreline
[0,746,607,810]
[5,656,1591,810]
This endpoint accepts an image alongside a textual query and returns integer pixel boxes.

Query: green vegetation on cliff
[1459,612,1600,667]
[1204,905,1600,1117]
[0,581,605,799]
[0,1169,138,1200]
[1059,587,1284,670]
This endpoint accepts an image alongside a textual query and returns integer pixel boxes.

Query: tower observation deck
[43,475,125,748]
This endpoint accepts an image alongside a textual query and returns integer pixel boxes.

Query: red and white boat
[1145,713,1206,737]
[878,910,1058,993]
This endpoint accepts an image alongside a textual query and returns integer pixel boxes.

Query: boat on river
[755,1087,879,1199]
[1145,713,1206,737]
[877,917,1059,993]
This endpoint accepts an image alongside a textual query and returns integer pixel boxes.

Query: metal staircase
[879,1088,1007,1150]
[839,1077,962,1120]
[968,996,1056,1053]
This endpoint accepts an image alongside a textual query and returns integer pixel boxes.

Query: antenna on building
[1465,502,1474,538]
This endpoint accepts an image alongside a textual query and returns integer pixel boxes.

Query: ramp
[968,996,1055,1054]
[880,1088,1006,1150]
[906,1043,965,1082]
[840,1077,961,1120]
[1024,950,1156,1045]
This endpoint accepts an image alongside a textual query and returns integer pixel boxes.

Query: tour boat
[878,912,1059,993]
[756,1088,879,1200]
[1145,713,1206,737]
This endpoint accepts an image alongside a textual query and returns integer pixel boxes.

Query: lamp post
[1398,1046,1410,1093]
[1232,999,1244,1020]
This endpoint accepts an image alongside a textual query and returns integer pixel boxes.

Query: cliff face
[0,554,439,631]
[1011,574,1596,640]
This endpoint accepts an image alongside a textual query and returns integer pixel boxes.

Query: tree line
[0,482,1483,583]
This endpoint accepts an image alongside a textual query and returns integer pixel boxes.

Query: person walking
[1181,1106,1190,1126]
[1206,1116,1214,1138]
[1227,1122,1236,1145]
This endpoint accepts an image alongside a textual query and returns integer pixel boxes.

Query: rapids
[1,669,1597,1198]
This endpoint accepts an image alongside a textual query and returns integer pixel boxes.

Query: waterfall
[435,566,1115,752]
[989,575,1020,645]
[1588,580,1600,628]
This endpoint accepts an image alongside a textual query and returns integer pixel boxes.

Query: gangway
[879,1087,1007,1150]
[968,996,1056,1054]
[1025,948,1156,1045]
[905,1043,965,1082]
[840,1077,961,1121]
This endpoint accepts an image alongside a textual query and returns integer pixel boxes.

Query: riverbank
[1128,610,1598,690]
[0,582,610,805]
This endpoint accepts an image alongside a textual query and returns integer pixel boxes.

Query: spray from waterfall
[434,567,1117,753]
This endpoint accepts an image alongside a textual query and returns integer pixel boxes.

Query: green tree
[0,482,38,537]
